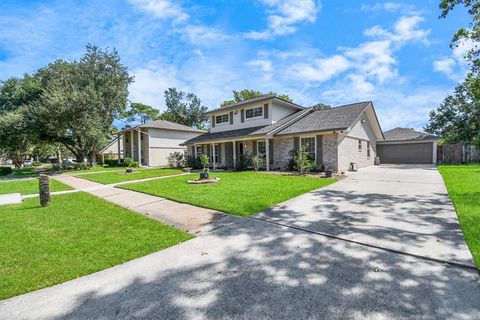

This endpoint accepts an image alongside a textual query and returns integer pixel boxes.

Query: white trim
[265,139,270,171]
[432,141,437,164]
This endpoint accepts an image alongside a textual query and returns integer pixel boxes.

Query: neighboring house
[115,120,205,166]
[377,128,440,164]
[184,95,384,172]
[96,136,124,163]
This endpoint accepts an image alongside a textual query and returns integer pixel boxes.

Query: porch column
[265,138,270,171]
[130,130,134,159]
[137,128,142,165]
[194,144,197,157]
[232,141,236,167]
[211,143,216,169]
[117,132,121,165]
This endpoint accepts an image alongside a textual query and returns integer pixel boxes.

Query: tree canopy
[424,1,480,147]
[122,102,160,125]
[220,89,292,107]
[160,88,208,129]
[0,44,133,165]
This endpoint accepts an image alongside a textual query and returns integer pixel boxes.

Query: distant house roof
[275,101,371,136]
[383,128,440,142]
[205,94,305,115]
[134,120,205,133]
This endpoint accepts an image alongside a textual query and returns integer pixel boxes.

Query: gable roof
[383,127,440,142]
[275,101,371,136]
[137,119,205,133]
[205,94,305,115]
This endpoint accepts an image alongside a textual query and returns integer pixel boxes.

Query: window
[210,144,220,163]
[358,140,362,152]
[300,137,316,160]
[367,141,371,158]
[257,141,266,157]
[245,106,263,119]
[216,113,229,124]
[196,145,203,156]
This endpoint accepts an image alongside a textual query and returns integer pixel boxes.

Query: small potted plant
[199,154,210,180]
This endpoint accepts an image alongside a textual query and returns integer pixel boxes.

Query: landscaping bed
[0,192,192,300]
[76,168,182,184]
[0,178,72,195]
[438,164,480,268]
[120,171,336,216]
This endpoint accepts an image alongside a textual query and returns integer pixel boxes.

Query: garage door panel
[377,142,433,164]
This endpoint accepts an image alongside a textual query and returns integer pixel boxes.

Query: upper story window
[245,106,263,119]
[215,113,229,124]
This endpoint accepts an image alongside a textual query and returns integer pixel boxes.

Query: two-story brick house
[184,95,384,172]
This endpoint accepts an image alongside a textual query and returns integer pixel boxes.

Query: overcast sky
[0,0,471,130]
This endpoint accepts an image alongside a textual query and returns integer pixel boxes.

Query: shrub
[32,161,42,167]
[167,152,185,168]
[235,152,252,171]
[186,155,202,169]
[294,145,315,174]
[123,157,139,168]
[287,150,296,171]
[0,167,13,176]
[251,155,263,172]
[104,159,121,167]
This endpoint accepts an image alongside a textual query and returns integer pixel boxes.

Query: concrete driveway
[257,164,476,268]
[1,165,479,319]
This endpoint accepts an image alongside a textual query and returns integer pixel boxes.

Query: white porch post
[211,143,216,169]
[137,128,142,165]
[130,130,134,159]
[265,138,270,171]
[432,141,437,164]
[117,133,121,165]
[232,141,236,167]
[194,144,197,157]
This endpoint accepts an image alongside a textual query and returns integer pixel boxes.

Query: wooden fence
[437,144,480,164]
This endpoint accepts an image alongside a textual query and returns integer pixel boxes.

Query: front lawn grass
[438,164,480,268]
[0,178,72,195]
[120,171,336,216]
[76,168,182,184]
[0,192,192,300]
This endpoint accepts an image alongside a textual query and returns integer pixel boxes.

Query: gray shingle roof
[138,120,205,133]
[184,109,310,144]
[383,127,439,141]
[276,101,370,136]
[205,95,304,115]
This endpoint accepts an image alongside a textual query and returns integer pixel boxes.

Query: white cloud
[433,39,476,80]
[245,0,320,39]
[364,15,430,44]
[247,59,274,80]
[128,0,188,22]
[181,25,232,45]
[360,2,415,13]
[287,55,349,82]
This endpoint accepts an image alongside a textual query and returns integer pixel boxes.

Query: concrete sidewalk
[53,175,229,234]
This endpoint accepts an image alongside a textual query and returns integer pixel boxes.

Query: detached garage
[377,128,440,164]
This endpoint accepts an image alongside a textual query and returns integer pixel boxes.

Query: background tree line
[0,45,209,167]
[426,1,480,147]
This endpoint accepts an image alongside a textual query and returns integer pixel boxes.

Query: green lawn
[438,164,480,268]
[0,178,72,195]
[0,192,192,300]
[76,168,182,184]
[121,171,336,216]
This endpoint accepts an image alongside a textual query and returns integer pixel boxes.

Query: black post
[39,174,50,207]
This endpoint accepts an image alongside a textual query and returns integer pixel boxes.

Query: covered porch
[190,138,274,170]
[117,127,149,166]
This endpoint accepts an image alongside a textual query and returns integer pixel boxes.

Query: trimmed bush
[0,167,13,176]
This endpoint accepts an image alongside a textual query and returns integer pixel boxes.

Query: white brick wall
[337,135,375,171]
